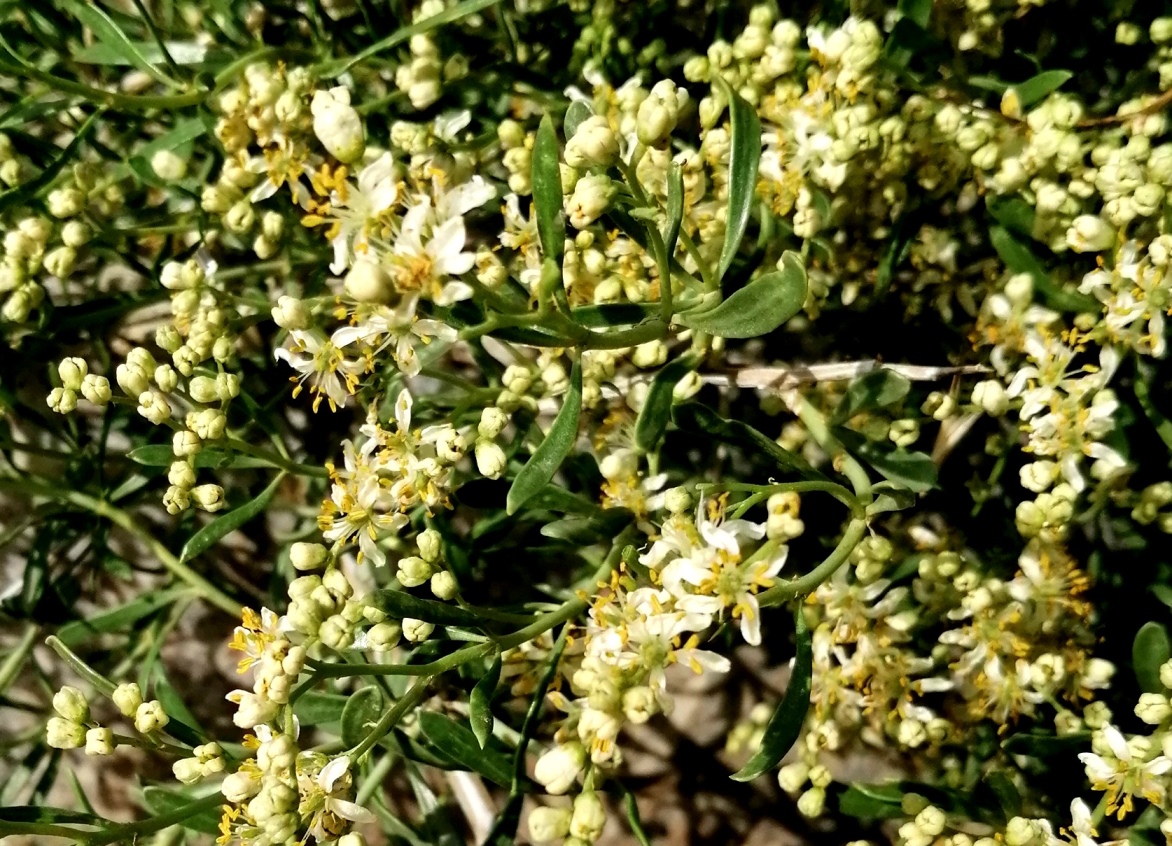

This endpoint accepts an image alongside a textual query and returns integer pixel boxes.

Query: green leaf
[986,196,1035,238]
[570,302,657,328]
[1012,70,1073,109]
[1133,621,1170,693]
[564,99,594,140]
[54,0,180,86]
[127,444,266,469]
[141,787,220,835]
[986,770,1022,819]
[417,711,514,786]
[1001,730,1089,758]
[731,606,812,781]
[866,481,917,516]
[320,0,503,77]
[898,0,931,28]
[179,473,283,563]
[0,109,102,217]
[372,588,487,628]
[532,113,565,267]
[470,653,502,749]
[74,40,216,66]
[55,585,188,647]
[835,428,937,493]
[831,369,912,426]
[293,691,349,726]
[507,359,582,515]
[663,160,684,262]
[838,784,905,818]
[1154,584,1172,611]
[713,77,762,280]
[152,667,205,747]
[635,354,698,452]
[540,509,633,544]
[988,226,1097,313]
[1135,364,1172,456]
[680,251,806,338]
[621,785,653,846]
[341,686,384,747]
[672,402,828,481]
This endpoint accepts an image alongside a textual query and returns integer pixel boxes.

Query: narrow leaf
[831,369,912,426]
[1012,70,1073,109]
[731,605,812,781]
[56,586,188,647]
[713,77,762,280]
[140,787,220,835]
[179,473,283,563]
[341,686,384,747]
[74,40,214,66]
[293,691,349,726]
[635,354,698,452]
[470,653,502,749]
[835,428,937,493]
[54,0,178,86]
[417,711,514,786]
[1134,621,1170,693]
[672,402,828,481]
[681,251,806,338]
[663,160,684,262]
[989,226,1097,313]
[0,109,102,216]
[0,805,106,825]
[532,113,565,266]
[372,589,489,628]
[564,99,594,140]
[507,359,582,514]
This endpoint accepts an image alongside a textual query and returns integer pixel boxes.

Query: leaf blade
[506,359,582,514]
[179,472,284,563]
[470,653,502,749]
[731,605,812,781]
[713,77,762,280]
[680,251,806,339]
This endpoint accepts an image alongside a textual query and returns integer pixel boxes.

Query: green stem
[348,675,431,760]
[789,394,873,501]
[306,642,493,678]
[89,793,224,845]
[355,750,396,804]
[46,636,117,696]
[757,518,867,607]
[679,230,716,291]
[0,623,38,697]
[224,438,329,478]
[0,479,241,616]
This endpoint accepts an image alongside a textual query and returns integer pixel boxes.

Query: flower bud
[191,484,226,512]
[570,791,606,841]
[777,762,810,794]
[57,357,87,391]
[53,686,89,722]
[291,542,329,571]
[47,187,85,218]
[796,787,825,817]
[44,246,76,279]
[80,375,112,405]
[312,87,365,163]
[46,717,86,749]
[134,700,170,733]
[222,770,263,804]
[566,174,615,229]
[431,570,458,600]
[173,757,205,784]
[272,295,310,329]
[402,618,434,643]
[528,806,572,843]
[397,555,433,588]
[621,686,657,724]
[475,441,508,479]
[1136,692,1172,725]
[478,406,509,439]
[972,380,1008,416]
[345,259,393,303]
[534,742,586,794]
[636,81,683,148]
[1065,215,1115,253]
[151,149,188,181]
[565,116,620,169]
[61,220,91,247]
[664,487,692,514]
[368,621,402,650]
[173,429,201,458]
[47,387,77,414]
[112,682,143,717]
[85,727,114,756]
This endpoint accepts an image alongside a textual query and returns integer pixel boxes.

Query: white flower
[274,329,365,411]
[1078,724,1172,815]
[332,295,457,377]
[306,757,375,840]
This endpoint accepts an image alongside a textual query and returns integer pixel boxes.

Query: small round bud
[475,441,508,479]
[80,375,111,405]
[85,727,115,756]
[569,791,606,841]
[272,296,311,329]
[564,115,619,169]
[528,807,572,843]
[397,555,434,588]
[112,682,143,717]
[430,570,458,600]
[368,621,402,651]
[402,618,434,643]
[533,742,586,794]
[345,259,393,303]
[151,149,188,181]
[134,700,170,734]
[312,86,365,163]
[52,686,89,722]
[46,717,86,749]
[58,357,87,391]
[191,484,226,512]
[291,542,329,571]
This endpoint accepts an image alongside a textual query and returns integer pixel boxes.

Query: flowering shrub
[7,1,1172,845]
